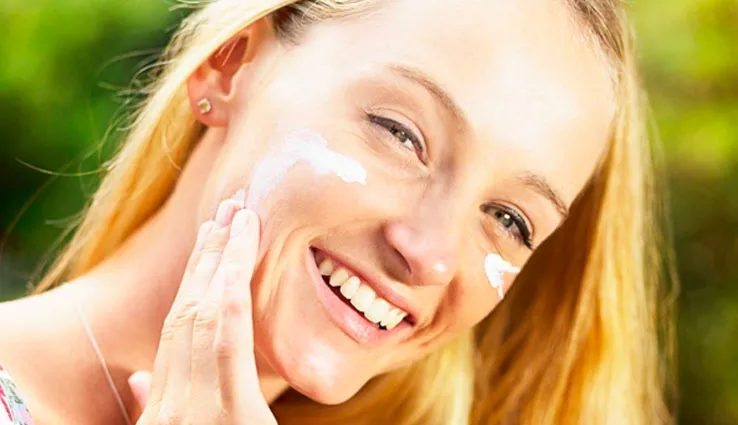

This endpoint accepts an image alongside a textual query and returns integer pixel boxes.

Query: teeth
[320,256,409,330]
[380,308,407,330]
[328,266,350,287]
[350,285,376,313]
[364,299,390,324]
[319,259,335,276]
[339,276,360,298]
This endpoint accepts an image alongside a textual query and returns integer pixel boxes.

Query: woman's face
[198,0,613,403]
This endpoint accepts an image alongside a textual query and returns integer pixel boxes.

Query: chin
[281,360,366,405]
[255,324,373,405]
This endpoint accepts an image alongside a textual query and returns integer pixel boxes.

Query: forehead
[293,0,615,202]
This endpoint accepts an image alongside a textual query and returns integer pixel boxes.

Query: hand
[127,198,275,425]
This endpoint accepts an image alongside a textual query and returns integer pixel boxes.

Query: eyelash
[482,204,534,249]
[366,113,426,162]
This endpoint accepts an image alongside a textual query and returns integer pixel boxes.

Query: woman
[0,0,674,424]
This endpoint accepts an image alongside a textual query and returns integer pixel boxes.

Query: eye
[367,114,427,163]
[482,205,534,249]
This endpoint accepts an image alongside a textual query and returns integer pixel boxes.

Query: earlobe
[188,72,229,127]
[196,98,213,115]
[186,18,273,128]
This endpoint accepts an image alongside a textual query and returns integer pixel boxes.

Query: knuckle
[196,250,222,268]
[185,236,225,275]
[193,252,223,276]
[174,298,201,323]
[200,246,224,261]
[200,235,227,255]
[160,299,200,342]
[155,407,182,425]
[222,287,249,318]
[224,265,246,283]
[159,323,176,343]
[221,270,251,316]
[192,301,219,335]
[214,332,238,361]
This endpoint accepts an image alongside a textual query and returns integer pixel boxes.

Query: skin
[0,0,614,423]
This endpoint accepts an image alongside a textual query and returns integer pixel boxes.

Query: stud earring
[197,98,212,114]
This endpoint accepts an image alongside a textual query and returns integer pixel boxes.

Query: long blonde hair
[34,1,675,424]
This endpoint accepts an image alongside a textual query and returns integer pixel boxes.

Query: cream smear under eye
[246,129,368,211]
[484,253,520,299]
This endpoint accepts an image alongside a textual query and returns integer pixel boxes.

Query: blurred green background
[0,0,735,423]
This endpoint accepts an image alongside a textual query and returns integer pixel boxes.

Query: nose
[383,206,459,287]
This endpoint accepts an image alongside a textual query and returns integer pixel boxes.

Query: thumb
[127,371,152,410]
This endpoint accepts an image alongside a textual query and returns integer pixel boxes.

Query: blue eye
[482,205,533,249]
[367,114,426,162]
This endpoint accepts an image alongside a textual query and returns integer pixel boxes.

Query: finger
[145,219,213,406]
[178,199,243,304]
[128,371,152,411]
[220,261,276,425]
[191,209,260,403]
[214,211,270,418]
[160,199,241,407]
[148,198,240,407]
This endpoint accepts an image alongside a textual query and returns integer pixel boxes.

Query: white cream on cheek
[484,253,520,299]
[246,129,367,211]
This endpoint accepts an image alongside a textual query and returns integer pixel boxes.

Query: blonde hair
[35,1,675,424]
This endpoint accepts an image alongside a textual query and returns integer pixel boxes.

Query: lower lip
[306,248,412,345]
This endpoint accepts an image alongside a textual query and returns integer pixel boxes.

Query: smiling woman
[0,0,674,425]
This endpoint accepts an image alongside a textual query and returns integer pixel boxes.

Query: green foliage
[0,0,185,299]
[0,1,735,423]
[631,1,738,423]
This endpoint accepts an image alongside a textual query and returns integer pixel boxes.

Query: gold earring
[197,98,212,114]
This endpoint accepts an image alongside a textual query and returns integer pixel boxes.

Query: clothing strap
[74,304,133,425]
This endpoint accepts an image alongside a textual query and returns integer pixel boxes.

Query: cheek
[239,130,370,245]
[436,282,496,335]
[245,130,367,212]
[440,255,521,331]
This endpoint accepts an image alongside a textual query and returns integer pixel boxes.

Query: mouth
[308,247,415,341]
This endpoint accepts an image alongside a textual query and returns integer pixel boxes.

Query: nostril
[392,247,412,276]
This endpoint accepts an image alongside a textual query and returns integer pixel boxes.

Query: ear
[187,18,273,127]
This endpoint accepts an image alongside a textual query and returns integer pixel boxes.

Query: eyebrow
[515,172,569,218]
[387,63,469,127]
[387,63,569,218]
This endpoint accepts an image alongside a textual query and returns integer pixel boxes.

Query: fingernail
[230,209,251,238]
[195,221,215,250]
[127,371,151,387]
[215,200,235,226]
[231,188,246,208]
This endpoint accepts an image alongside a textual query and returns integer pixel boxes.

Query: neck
[0,129,289,424]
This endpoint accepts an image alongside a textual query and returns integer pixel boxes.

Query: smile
[308,247,415,343]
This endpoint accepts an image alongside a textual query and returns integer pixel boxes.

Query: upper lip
[314,247,421,326]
